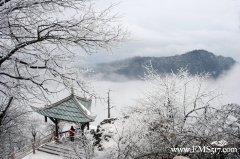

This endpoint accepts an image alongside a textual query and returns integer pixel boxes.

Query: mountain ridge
[93,50,237,80]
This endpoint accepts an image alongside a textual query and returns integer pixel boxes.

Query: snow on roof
[73,96,91,116]
[32,94,96,123]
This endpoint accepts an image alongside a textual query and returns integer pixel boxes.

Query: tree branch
[0,97,13,126]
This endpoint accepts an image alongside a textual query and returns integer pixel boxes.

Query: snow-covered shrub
[0,102,30,159]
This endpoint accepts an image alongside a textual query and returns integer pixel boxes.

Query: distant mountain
[93,50,237,80]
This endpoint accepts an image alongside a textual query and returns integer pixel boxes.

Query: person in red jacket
[69,126,76,142]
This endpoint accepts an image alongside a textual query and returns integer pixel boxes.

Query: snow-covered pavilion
[31,92,96,139]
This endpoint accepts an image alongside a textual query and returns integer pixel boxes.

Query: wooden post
[87,122,89,130]
[81,123,85,132]
[49,117,59,140]
[107,89,111,118]
[81,123,85,135]
[55,119,59,139]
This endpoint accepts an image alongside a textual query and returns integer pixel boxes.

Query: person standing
[69,126,76,142]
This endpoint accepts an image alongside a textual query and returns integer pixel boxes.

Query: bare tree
[0,0,126,157]
[0,0,126,103]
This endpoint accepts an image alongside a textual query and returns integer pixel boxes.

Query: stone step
[38,143,80,158]
[38,147,61,156]
[43,144,73,153]
[41,145,67,154]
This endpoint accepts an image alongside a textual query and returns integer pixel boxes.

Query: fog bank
[92,65,240,124]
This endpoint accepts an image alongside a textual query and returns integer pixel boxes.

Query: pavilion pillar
[81,123,85,132]
[87,122,89,130]
[49,117,59,140]
[55,119,59,139]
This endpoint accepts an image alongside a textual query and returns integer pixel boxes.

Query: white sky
[31,0,240,126]
[85,0,240,124]
[85,0,240,63]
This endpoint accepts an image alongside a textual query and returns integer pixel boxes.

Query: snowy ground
[22,151,62,159]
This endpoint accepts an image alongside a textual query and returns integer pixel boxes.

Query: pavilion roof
[32,94,96,123]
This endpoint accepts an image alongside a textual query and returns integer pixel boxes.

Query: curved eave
[30,95,96,123]
[30,106,42,112]
[31,106,95,123]
[72,96,96,119]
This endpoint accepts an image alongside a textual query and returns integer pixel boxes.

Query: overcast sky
[84,0,240,63]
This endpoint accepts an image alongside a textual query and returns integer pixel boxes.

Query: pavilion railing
[13,133,53,159]
[59,128,83,140]
[13,129,84,158]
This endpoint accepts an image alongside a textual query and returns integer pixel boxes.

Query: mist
[30,64,240,125]
[91,64,240,125]
[214,64,240,104]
